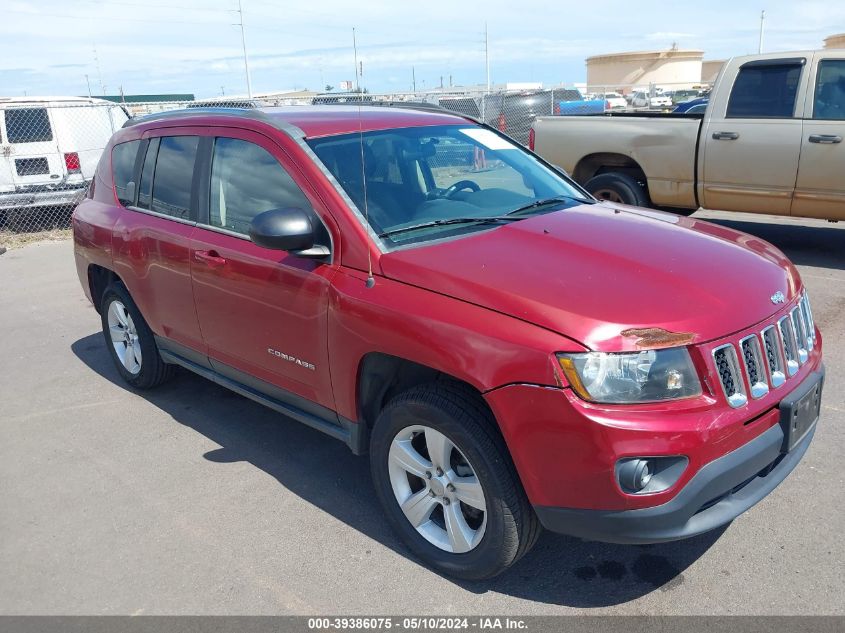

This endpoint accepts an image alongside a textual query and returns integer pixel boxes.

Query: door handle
[194,250,227,268]
[808,134,842,144]
[712,132,739,140]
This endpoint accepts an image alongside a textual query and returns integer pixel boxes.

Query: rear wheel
[370,382,540,580]
[100,283,174,389]
[585,172,650,207]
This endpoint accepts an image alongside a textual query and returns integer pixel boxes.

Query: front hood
[379,204,801,352]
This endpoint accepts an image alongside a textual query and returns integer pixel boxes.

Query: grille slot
[778,315,800,377]
[712,344,747,408]
[790,307,809,364]
[739,335,769,398]
[761,325,786,388]
[800,294,815,351]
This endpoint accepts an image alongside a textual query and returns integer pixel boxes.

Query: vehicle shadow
[700,215,845,271]
[72,333,725,608]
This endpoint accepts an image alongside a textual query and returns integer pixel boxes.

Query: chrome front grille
[710,292,816,408]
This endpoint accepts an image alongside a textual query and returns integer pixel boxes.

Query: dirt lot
[0,210,843,615]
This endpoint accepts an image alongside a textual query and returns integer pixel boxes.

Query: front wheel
[370,383,540,580]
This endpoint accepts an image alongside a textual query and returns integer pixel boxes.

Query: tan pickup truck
[532,50,845,220]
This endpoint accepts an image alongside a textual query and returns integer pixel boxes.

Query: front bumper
[534,368,822,543]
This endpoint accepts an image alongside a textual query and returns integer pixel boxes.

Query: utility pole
[758,9,765,54]
[485,22,490,95]
[93,46,105,95]
[412,66,416,92]
[84,74,92,98]
[236,0,253,98]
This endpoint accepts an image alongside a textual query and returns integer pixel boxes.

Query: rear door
[0,105,64,188]
[792,51,845,220]
[111,129,207,359]
[701,57,809,214]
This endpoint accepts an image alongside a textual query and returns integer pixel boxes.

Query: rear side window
[4,108,53,143]
[209,137,311,235]
[112,140,141,207]
[150,136,199,220]
[813,59,845,120]
[727,62,802,118]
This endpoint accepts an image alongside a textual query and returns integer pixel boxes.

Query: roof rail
[122,107,272,128]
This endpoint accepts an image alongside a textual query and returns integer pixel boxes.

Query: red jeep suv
[73,105,824,580]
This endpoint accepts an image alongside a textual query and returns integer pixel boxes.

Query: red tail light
[528,127,535,151]
[606,100,612,111]
[497,112,506,132]
[64,152,81,172]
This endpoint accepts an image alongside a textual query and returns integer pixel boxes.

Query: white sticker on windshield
[459,128,516,150]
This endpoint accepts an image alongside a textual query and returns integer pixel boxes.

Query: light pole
[758,9,765,54]
[237,0,253,98]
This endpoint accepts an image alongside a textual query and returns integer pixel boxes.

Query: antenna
[353,27,375,288]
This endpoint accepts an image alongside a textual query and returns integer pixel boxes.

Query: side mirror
[249,208,315,253]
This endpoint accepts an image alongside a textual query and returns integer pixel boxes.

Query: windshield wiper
[505,194,594,217]
[378,216,521,239]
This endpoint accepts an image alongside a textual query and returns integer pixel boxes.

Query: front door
[701,57,808,215]
[189,129,338,411]
[793,52,845,220]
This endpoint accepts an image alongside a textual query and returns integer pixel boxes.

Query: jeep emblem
[771,291,786,304]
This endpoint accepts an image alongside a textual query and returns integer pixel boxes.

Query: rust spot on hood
[620,327,696,349]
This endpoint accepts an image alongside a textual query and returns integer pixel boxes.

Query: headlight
[557,347,701,404]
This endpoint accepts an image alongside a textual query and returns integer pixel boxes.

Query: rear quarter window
[3,108,53,143]
[112,140,142,207]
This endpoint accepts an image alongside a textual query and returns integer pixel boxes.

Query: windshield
[307,124,591,246]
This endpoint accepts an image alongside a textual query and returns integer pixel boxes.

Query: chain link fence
[0,82,709,240]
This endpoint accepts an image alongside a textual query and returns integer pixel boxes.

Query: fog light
[618,459,653,492]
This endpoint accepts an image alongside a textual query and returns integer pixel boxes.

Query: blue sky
[3,0,844,98]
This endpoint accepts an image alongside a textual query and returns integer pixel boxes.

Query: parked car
[600,92,629,110]
[74,104,823,580]
[531,49,845,221]
[481,88,589,145]
[670,89,704,104]
[312,92,374,105]
[631,91,673,109]
[0,97,128,224]
[673,97,710,113]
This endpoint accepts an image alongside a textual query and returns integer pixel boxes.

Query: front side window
[150,136,199,220]
[308,124,591,247]
[112,140,141,207]
[209,137,311,235]
[3,108,53,144]
[727,62,802,118]
[813,59,845,120]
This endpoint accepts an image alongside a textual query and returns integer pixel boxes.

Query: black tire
[370,382,540,580]
[585,172,651,207]
[100,283,174,389]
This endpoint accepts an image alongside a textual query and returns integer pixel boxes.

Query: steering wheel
[442,180,481,198]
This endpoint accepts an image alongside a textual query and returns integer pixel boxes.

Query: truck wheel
[585,172,651,207]
[100,283,174,389]
[370,382,540,580]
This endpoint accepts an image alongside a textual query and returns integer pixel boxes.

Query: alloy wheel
[387,425,487,553]
[107,300,142,375]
